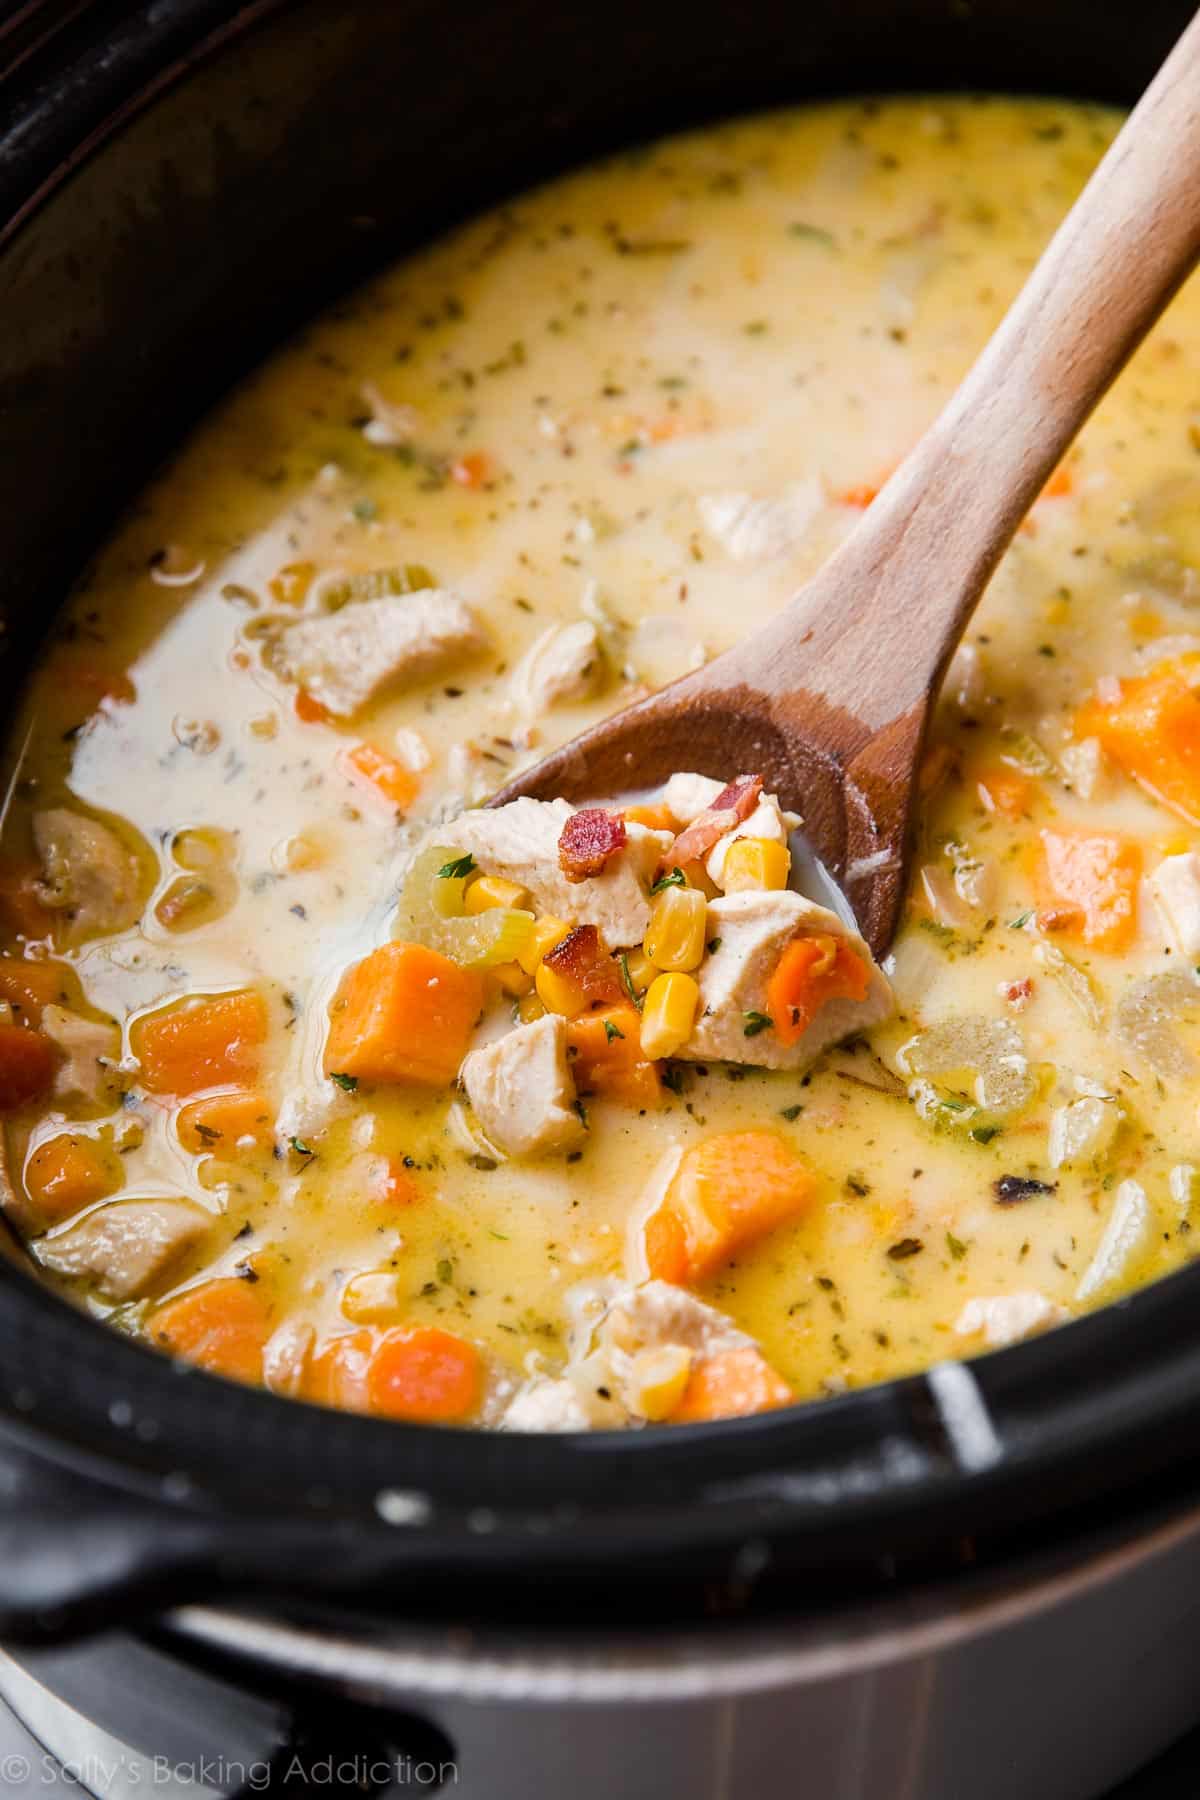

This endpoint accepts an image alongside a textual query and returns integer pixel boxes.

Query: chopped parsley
[1008,910,1034,930]
[603,1018,625,1042]
[289,1137,314,1158]
[969,1123,999,1144]
[438,853,477,880]
[329,1072,358,1093]
[650,866,687,893]
[945,1230,968,1261]
[707,937,722,954]
[618,953,643,1009]
[887,1237,924,1261]
[436,1258,454,1285]
[788,221,836,247]
[780,1103,803,1121]
[743,1010,773,1038]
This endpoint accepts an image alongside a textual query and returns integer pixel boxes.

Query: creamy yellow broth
[4,93,1200,1424]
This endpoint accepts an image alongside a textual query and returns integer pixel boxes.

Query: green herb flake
[887,1236,924,1261]
[329,1072,358,1093]
[945,1230,968,1261]
[289,1137,314,1158]
[707,937,722,954]
[436,1258,454,1285]
[969,1123,1000,1144]
[743,1010,773,1038]
[618,953,643,1010]
[780,1103,803,1121]
[1008,910,1034,930]
[603,1019,625,1042]
[438,853,477,880]
[788,222,837,248]
[352,497,378,522]
[650,866,687,894]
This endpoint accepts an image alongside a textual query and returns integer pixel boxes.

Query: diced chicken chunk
[33,809,143,944]
[662,772,723,824]
[1150,851,1200,958]
[502,1370,624,1432]
[429,799,669,947]
[460,1015,584,1158]
[705,792,798,885]
[679,890,892,1069]
[1048,1094,1121,1170]
[33,1199,210,1300]
[955,1291,1067,1348]
[509,622,604,716]
[599,1279,748,1360]
[696,481,822,562]
[271,590,485,718]
[41,1004,122,1112]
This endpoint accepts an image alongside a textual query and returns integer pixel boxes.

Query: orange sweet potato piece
[375,1158,425,1206]
[1077,659,1200,823]
[177,1089,274,1154]
[766,936,870,1047]
[1036,829,1141,953]
[340,743,420,812]
[24,1133,119,1222]
[367,1326,482,1422]
[135,991,267,1096]
[0,862,55,942]
[150,1277,274,1385]
[294,688,331,724]
[0,1022,58,1110]
[0,956,77,1025]
[324,942,483,1088]
[646,1130,815,1284]
[670,1346,792,1422]
[975,765,1034,819]
[567,1004,662,1108]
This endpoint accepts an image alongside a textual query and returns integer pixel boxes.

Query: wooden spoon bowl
[496,9,1200,958]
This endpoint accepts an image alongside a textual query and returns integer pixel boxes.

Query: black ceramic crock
[1,0,1199,1651]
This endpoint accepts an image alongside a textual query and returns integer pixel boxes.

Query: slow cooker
[4,2,1200,1795]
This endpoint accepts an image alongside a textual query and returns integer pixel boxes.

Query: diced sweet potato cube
[1077,659,1200,823]
[149,1277,274,1385]
[646,1130,815,1284]
[567,1005,662,1108]
[0,1022,58,1110]
[135,991,267,1096]
[324,942,483,1088]
[24,1132,119,1222]
[177,1089,274,1154]
[1036,829,1141,953]
[669,1346,792,1422]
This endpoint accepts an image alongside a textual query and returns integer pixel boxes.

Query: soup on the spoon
[2,94,1198,1428]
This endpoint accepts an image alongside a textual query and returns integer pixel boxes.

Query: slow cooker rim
[3,0,1200,1631]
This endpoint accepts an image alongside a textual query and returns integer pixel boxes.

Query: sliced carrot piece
[766,936,870,1047]
[646,1131,815,1284]
[324,942,483,1088]
[134,991,267,1097]
[567,1004,662,1108]
[450,451,495,489]
[150,1277,274,1385]
[0,956,77,1025]
[24,1133,118,1222]
[0,1022,58,1110]
[975,765,1034,819]
[367,1326,482,1423]
[669,1346,792,1422]
[177,1089,274,1155]
[375,1158,425,1206]
[340,743,420,813]
[1036,829,1141,953]
[293,688,331,724]
[1077,658,1200,823]
[305,1327,374,1412]
[0,862,55,942]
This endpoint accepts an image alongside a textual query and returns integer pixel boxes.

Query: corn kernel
[644,886,707,972]
[341,1270,402,1324]
[640,971,700,1059]
[491,960,534,997]
[722,837,791,893]
[536,957,588,1017]
[517,914,570,975]
[623,948,659,994]
[518,991,547,1025]
[465,872,531,914]
[627,1344,692,1421]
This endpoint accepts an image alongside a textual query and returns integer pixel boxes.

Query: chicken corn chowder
[2,96,1198,1431]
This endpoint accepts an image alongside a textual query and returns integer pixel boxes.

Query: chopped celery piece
[396,846,534,967]
[451,908,537,970]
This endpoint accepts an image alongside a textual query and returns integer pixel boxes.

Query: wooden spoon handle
[802,7,1200,728]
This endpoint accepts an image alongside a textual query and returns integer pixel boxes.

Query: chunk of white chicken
[662,771,723,823]
[460,1015,584,1159]
[430,799,670,948]
[1149,851,1200,959]
[501,1278,761,1432]
[271,589,485,718]
[33,1199,210,1301]
[955,1291,1067,1348]
[678,890,892,1070]
[33,809,143,944]
[696,480,822,562]
[40,1004,122,1112]
[509,621,604,716]
[1075,1178,1152,1302]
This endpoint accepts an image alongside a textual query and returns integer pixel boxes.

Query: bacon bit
[1039,463,1074,501]
[340,743,420,812]
[1035,904,1082,935]
[1000,977,1034,1011]
[294,689,332,725]
[542,925,625,1010]
[558,808,628,883]
[661,774,763,872]
[451,451,496,490]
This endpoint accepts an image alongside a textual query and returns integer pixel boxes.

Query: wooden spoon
[494,14,1200,957]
